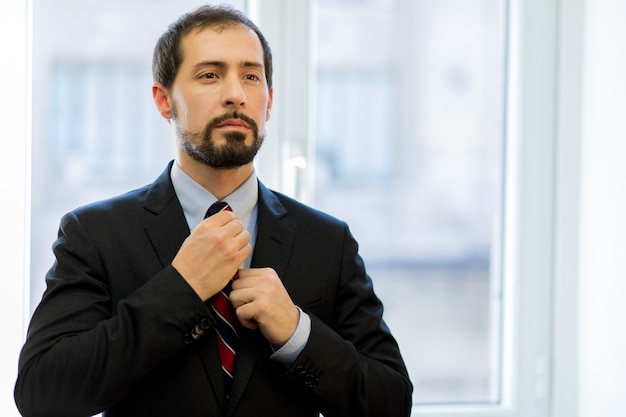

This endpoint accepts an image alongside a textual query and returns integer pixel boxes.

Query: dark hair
[152,4,273,89]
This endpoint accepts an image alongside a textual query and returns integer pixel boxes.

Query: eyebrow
[193,61,263,71]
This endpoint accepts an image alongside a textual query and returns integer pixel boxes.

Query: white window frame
[252,0,567,416]
[248,0,317,203]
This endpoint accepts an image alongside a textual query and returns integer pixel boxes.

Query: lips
[217,119,249,129]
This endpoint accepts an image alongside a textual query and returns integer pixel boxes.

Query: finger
[231,269,255,286]
[229,286,257,309]
[198,210,237,228]
[234,243,253,266]
[233,268,276,288]
[235,302,259,330]
[208,222,249,254]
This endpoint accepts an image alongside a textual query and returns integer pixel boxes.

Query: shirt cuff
[270,306,311,365]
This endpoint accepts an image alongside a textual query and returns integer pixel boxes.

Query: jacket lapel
[142,162,190,268]
[250,182,294,278]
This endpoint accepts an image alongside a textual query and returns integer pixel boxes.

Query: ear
[265,87,274,121]
[152,82,173,120]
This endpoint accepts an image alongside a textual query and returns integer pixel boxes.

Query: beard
[175,110,265,169]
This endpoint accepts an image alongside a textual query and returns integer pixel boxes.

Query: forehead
[179,25,265,67]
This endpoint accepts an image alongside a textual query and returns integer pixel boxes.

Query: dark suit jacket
[15,162,412,417]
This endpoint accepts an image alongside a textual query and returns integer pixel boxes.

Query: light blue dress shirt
[170,162,310,364]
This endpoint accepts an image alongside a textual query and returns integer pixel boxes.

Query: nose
[222,75,246,108]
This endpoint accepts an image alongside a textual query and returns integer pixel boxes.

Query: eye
[244,74,260,82]
[200,72,217,80]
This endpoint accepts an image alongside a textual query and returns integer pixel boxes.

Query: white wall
[0,0,30,415]
[579,0,626,415]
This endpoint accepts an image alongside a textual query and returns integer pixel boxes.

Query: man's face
[163,25,273,168]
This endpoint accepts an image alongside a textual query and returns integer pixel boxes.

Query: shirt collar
[170,161,258,231]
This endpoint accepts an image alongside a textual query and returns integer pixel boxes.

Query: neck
[176,152,254,201]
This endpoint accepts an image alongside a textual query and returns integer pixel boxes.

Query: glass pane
[314,0,507,405]
[30,0,245,313]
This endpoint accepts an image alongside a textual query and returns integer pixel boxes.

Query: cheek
[249,97,271,124]
[176,95,216,130]
[170,92,187,121]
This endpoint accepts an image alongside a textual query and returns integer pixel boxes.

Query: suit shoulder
[67,163,175,220]
[69,184,152,219]
[267,188,346,229]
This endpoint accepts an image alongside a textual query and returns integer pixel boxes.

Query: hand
[230,268,300,346]
[172,210,251,301]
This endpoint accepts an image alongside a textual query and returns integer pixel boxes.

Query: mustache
[207,111,259,132]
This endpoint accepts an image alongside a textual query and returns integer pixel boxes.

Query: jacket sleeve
[282,223,413,417]
[14,211,211,417]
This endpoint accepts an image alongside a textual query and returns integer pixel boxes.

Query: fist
[231,268,299,346]
[172,210,251,301]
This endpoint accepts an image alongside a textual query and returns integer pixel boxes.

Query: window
[314,0,507,405]
[20,1,558,416]
[49,61,166,182]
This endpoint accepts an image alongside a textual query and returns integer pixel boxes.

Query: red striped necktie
[205,201,240,397]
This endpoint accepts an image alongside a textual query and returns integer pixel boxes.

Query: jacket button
[200,318,211,329]
[294,365,318,387]
[190,328,201,340]
[295,366,308,378]
[305,375,319,388]
[184,333,193,344]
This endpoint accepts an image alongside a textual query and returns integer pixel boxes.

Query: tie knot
[205,201,231,218]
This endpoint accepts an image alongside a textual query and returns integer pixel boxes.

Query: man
[15,5,412,417]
